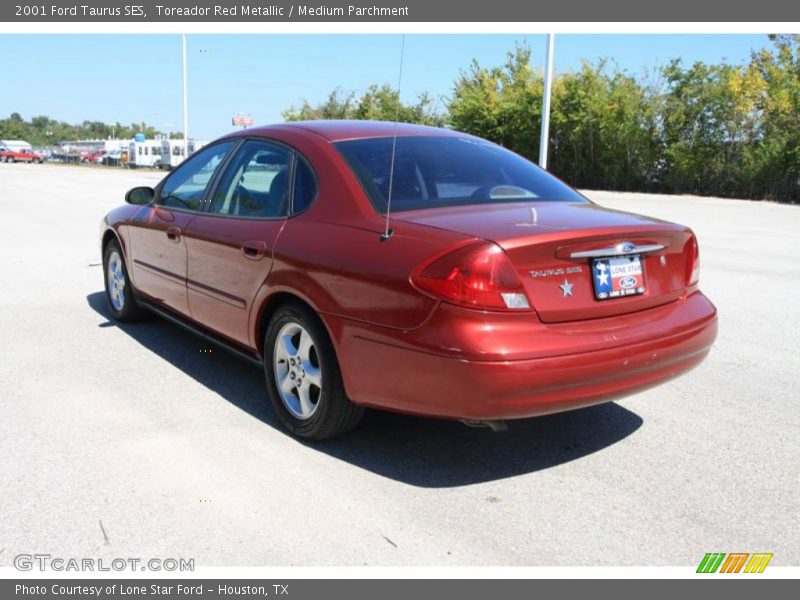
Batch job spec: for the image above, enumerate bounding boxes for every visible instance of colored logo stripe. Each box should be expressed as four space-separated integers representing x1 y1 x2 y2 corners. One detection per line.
719 553 749 573
697 553 726 573
744 553 773 573
697 552 773 573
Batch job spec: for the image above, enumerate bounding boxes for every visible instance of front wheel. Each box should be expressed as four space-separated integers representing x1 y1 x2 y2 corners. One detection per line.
264 302 364 440
103 240 146 322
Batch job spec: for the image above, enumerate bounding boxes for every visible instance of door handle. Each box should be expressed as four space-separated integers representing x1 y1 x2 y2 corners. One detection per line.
166 226 182 242
241 240 268 260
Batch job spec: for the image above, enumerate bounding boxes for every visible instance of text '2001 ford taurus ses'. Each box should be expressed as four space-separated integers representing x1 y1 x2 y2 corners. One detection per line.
100 121 718 440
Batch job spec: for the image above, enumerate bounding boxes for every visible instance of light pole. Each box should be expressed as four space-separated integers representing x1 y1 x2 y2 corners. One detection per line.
539 33 555 170
182 34 189 158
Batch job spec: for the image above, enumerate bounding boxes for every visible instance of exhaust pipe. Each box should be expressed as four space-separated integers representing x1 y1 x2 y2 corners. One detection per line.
461 419 508 433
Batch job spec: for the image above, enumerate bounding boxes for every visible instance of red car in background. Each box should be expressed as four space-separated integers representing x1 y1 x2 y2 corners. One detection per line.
81 150 107 163
1 149 43 163
100 121 717 440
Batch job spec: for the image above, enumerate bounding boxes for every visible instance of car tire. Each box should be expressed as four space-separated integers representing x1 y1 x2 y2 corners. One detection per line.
103 239 146 322
264 301 364 440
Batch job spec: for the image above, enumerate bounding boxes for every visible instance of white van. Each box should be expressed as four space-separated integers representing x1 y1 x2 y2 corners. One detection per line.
158 139 210 170
127 140 162 168
188 139 209 155
159 139 186 170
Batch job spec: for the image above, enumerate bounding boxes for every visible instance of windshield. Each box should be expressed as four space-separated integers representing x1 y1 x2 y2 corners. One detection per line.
335 135 586 212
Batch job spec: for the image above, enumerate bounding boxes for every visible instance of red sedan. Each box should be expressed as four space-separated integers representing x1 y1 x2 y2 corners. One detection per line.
100 121 717 440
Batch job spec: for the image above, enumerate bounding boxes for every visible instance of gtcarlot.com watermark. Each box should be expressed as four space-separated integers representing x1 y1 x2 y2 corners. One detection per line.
14 553 194 572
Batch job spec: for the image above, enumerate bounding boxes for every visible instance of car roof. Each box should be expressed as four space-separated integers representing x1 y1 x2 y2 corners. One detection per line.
236 120 462 143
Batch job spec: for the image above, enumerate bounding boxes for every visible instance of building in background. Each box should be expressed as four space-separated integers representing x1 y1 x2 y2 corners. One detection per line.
0 140 33 153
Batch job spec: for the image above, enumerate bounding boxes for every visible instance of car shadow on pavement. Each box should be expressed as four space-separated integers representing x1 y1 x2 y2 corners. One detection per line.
88 291 643 488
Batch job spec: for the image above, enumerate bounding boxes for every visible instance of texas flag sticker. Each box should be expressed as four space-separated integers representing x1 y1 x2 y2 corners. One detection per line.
593 255 646 300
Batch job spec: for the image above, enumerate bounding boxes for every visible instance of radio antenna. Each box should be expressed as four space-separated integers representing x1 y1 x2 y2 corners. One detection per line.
381 34 406 241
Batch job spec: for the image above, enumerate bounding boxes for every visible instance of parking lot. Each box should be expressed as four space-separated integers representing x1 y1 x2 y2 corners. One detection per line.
0 162 797 567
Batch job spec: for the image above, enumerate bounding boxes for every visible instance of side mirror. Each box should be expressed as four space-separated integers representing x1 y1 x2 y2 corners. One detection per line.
125 186 154 205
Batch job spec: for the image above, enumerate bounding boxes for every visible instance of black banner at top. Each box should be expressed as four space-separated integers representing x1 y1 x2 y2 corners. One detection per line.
2 0 800 22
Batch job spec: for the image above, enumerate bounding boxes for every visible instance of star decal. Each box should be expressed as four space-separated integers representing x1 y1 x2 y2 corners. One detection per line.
559 279 574 297
595 262 609 285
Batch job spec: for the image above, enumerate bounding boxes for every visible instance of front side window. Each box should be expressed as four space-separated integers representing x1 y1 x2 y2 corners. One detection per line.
208 140 291 218
335 136 587 213
158 141 235 211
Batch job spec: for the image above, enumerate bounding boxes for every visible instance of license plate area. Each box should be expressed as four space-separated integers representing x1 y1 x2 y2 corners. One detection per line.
592 255 646 300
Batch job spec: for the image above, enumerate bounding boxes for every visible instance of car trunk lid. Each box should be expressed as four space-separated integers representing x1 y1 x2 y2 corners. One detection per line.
397 201 694 323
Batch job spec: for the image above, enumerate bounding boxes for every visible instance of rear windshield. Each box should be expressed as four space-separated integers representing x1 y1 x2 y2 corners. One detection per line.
335 135 586 212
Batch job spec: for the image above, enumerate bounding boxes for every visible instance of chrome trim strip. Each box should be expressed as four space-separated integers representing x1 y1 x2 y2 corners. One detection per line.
570 243 666 259
187 279 247 309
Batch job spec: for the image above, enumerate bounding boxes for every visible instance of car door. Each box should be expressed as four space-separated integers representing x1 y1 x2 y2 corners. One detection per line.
184 139 293 347
127 141 236 317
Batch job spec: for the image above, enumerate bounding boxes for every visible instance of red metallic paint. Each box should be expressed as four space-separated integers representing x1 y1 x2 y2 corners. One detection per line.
126 205 196 316
324 291 717 419
184 215 285 347
102 121 718 422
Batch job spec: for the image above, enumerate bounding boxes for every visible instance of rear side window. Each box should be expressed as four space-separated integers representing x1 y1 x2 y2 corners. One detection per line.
158 141 235 211
335 136 586 213
292 158 317 213
208 140 291 218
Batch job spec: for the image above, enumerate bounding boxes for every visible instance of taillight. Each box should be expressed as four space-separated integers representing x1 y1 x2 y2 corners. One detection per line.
411 242 531 310
685 234 700 286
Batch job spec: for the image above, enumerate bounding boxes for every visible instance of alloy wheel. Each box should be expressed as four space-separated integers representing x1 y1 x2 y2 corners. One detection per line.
273 322 322 420
106 250 126 311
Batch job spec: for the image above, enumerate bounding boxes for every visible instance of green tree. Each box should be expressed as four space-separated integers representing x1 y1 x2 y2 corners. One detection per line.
282 88 359 121
354 84 444 126
746 35 800 201
0 114 175 147
283 85 443 125
449 43 543 159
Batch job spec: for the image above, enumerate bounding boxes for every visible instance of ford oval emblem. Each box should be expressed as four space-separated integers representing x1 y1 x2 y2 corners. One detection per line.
619 276 637 289
618 241 636 254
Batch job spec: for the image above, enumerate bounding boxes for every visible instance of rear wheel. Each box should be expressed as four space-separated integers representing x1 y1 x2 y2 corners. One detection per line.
264 302 364 440
103 240 146 322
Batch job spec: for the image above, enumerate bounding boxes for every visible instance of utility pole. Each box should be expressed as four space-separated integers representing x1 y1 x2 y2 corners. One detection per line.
539 33 555 170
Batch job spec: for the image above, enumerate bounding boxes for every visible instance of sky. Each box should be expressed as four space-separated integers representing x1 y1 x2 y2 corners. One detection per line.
0 34 771 141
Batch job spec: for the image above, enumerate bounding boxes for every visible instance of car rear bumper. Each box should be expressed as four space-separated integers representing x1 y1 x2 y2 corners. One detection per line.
328 291 718 420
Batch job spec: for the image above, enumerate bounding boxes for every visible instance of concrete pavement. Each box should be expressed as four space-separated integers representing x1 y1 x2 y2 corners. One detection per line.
0 163 797 567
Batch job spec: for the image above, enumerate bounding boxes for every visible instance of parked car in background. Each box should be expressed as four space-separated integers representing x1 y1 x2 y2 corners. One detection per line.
81 150 106 163
1 149 43 163
100 121 718 440
100 149 123 166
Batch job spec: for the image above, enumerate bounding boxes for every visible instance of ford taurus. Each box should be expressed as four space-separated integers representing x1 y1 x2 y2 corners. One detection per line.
100 121 718 440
